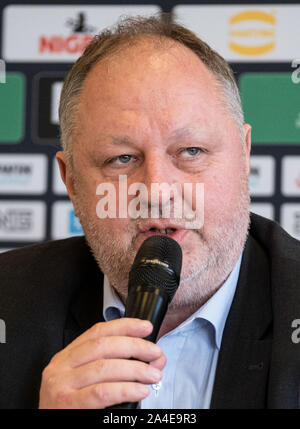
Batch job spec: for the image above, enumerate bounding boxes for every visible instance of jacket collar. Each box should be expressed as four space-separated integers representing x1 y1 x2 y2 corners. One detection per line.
64 241 104 345
210 233 272 408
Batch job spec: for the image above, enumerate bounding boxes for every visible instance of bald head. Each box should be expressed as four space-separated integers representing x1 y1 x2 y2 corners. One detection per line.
59 15 244 162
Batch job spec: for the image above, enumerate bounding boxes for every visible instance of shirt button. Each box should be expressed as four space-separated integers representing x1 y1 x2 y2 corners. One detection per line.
152 380 162 397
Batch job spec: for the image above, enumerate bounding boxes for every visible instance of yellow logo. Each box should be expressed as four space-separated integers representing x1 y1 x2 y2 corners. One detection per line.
229 10 276 56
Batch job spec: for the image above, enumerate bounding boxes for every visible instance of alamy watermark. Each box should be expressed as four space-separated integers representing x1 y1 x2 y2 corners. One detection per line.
95 175 204 229
291 59 300 84
0 319 6 343
0 59 6 84
291 319 300 344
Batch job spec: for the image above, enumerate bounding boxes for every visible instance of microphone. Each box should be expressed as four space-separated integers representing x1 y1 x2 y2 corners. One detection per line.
110 235 182 409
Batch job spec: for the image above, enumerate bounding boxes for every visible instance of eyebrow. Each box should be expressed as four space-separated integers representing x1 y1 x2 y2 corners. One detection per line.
111 136 137 146
95 135 137 147
95 126 203 148
168 126 204 142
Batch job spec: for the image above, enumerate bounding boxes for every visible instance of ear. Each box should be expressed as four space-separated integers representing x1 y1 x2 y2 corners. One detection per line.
243 123 252 175
55 151 76 203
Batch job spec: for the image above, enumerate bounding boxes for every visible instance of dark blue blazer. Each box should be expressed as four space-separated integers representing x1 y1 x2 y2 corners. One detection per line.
0 213 300 408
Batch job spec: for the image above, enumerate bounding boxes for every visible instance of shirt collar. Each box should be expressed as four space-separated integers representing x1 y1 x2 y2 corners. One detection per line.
103 276 125 321
193 253 242 349
103 252 243 349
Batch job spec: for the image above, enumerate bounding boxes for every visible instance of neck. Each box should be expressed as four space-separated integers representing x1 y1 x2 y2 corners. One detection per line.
157 304 198 340
156 275 230 340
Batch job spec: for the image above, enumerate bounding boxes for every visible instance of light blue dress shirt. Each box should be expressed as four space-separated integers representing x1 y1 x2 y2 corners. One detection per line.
102 253 243 409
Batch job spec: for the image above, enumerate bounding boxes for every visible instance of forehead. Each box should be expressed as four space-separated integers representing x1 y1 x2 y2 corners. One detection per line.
76 37 230 143
81 37 219 101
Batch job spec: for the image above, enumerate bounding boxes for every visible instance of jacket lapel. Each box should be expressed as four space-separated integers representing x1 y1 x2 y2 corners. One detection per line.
63 248 105 347
210 235 273 408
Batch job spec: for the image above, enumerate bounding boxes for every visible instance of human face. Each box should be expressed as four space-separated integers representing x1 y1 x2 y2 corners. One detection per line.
57 39 251 310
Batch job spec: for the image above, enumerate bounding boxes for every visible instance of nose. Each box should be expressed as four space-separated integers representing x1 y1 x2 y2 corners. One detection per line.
139 153 179 217
143 153 172 187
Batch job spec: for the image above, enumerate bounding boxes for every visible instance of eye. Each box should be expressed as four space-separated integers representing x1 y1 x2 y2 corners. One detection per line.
116 154 132 164
185 147 200 156
180 147 203 158
105 154 135 166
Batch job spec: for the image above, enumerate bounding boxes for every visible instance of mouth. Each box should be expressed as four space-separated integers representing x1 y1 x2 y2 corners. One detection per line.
149 227 177 234
139 223 188 244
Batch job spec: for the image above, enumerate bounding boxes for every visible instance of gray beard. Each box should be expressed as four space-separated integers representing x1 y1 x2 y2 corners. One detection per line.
73 173 250 313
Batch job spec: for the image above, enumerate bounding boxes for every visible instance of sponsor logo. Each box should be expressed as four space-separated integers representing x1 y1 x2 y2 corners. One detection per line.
0 209 32 232
0 164 31 177
0 155 47 194
51 201 83 239
229 10 276 56
51 82 63 126
291 59 300 84
39 12 94 56
250 166 260 187
3 5 160 62
69 210 83 234
296 113 300 130
0 201 46 242
281 204 300 240
174 5 300 61
291 319 300 344
0 72 25 143
281 156 300 196
240 72 300 144
294 212 300 236
249 156 275 196
32 73 65 144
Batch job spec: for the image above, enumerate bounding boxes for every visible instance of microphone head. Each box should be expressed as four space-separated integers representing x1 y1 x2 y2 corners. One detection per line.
128 235 182 303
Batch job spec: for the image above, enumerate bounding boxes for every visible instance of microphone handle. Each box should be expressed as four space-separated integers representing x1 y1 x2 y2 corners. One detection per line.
108 286 169 409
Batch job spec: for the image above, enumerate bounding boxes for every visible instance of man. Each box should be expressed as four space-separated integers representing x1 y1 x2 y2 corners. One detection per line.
0 15 300 409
